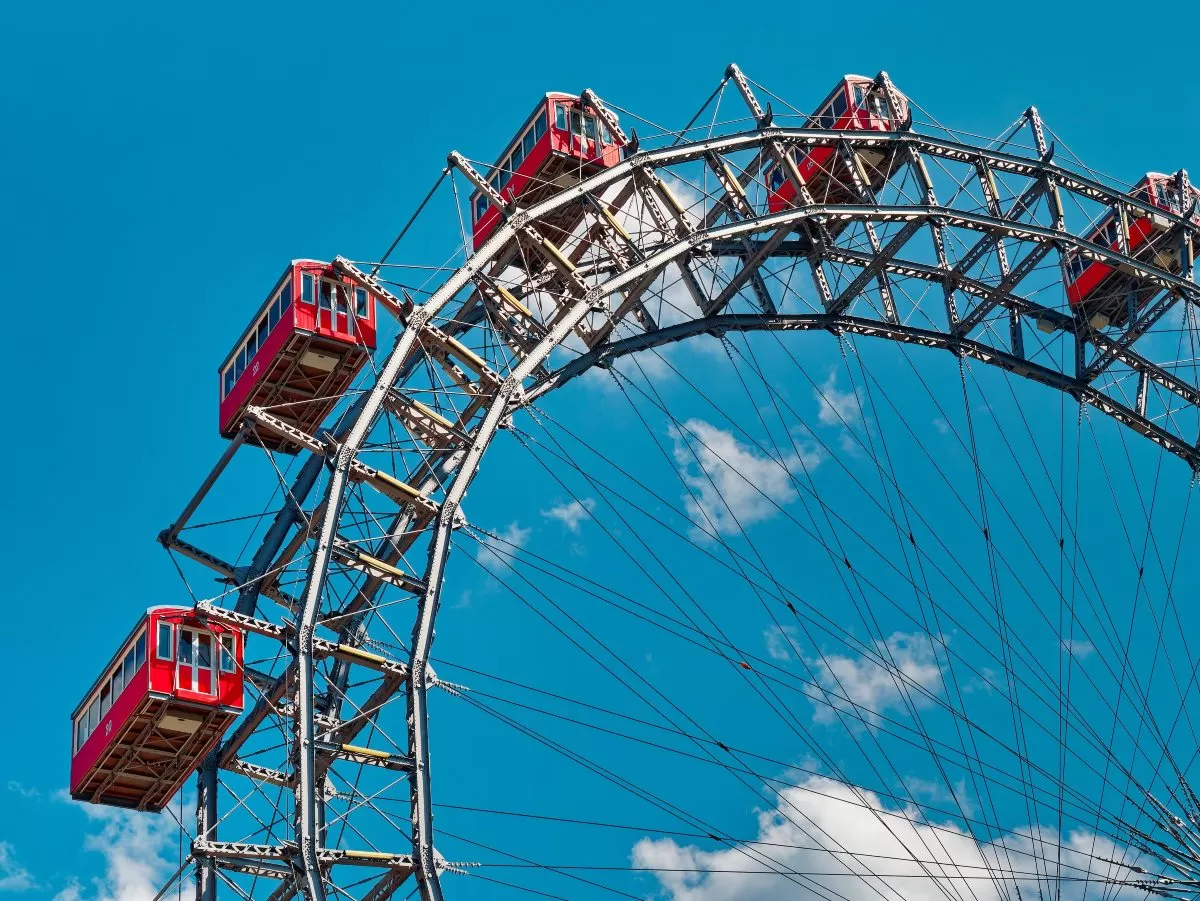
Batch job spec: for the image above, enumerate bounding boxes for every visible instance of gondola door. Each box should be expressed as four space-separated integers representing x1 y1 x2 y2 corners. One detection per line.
177 628 216 696
316 277 352 335
317 278 335 332
334 282 350 336
866 89 891 130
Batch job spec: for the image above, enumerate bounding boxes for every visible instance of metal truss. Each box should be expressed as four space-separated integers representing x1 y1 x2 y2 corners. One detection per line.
156 65 1200 900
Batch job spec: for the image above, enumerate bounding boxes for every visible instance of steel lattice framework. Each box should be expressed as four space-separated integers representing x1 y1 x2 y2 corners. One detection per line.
154 65 1200 900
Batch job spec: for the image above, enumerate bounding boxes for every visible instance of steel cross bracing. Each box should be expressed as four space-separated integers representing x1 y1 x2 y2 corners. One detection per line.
156 66 1200 900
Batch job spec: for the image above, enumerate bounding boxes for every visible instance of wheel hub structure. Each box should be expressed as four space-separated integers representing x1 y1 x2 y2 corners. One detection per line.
156 66 1200 900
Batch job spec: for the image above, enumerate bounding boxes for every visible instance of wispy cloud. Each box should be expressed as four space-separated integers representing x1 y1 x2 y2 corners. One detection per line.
541 498 596 533
1061 638 1094 659
809 631 944 727
580 344 677 393
815 370 863 428
51 881 83 901
670 419 821 539
5 781 38 800
0 842 35 891
764 625 800 662
903 775 978 819
474 522 531 573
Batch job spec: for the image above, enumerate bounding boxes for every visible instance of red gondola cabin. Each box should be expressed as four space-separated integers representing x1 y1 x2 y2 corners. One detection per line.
764 75 911 214
1063 172 1200 328
69 606 244 811
219 260 378 452
470 93 626 253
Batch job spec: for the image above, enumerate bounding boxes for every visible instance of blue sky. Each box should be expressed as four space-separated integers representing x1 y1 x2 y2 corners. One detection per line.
4 1 1200 898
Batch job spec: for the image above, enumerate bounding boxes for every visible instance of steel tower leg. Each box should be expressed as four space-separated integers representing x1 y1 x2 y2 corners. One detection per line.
292 463 349 901
195 754 218 901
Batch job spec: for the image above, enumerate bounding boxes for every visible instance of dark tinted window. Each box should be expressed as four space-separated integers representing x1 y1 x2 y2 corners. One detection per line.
198 633 211 668
355 287 368 317
157 623 173 660
179 632 193 665
135 632 146 668
830 92 847 121
221 635 237 673
535 111 547 140
301 273 314 303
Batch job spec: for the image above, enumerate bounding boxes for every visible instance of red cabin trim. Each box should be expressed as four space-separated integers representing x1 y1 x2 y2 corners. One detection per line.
217 260 379 451
469 92 626 250
764 76 910 214
1064 217 1155 305
69 606 245 811
1064 173 1200 314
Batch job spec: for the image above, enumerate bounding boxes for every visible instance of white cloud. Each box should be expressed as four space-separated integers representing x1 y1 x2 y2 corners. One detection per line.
579 344 678 394
809 632 944 726
5 781 38 799
815 370 863 428
0 842 34 891
1061 638 1094 659
838 428 863 457
56 794 185 901
52 881 83 901
633 773 1140 901
600 176 754 328
541 498 596 533
688 334 730 359
652 257 741 326
764 625 800 662
670 419 822 539
903 776 977 819
474 522 531 573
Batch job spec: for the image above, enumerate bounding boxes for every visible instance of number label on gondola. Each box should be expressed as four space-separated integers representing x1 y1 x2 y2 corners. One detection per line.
69 606 245 812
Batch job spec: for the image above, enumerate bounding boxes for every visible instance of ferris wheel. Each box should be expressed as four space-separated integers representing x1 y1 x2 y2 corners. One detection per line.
67 64 1200 901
